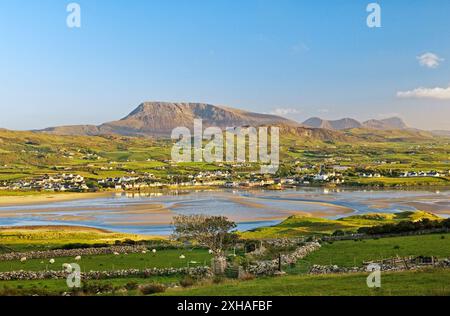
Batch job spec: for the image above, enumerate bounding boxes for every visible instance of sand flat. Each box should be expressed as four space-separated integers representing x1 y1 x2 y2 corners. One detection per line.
0 192 111 207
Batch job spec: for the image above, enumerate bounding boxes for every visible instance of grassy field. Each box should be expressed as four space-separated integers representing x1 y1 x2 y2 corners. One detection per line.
240 211 441 239
0 275 183 296
161 268 450 296
287 233 450 274
0 128 449 186
0 225 449 296
0 249 212 272
0 226 157 252
349 176 450 187
2 268 449 296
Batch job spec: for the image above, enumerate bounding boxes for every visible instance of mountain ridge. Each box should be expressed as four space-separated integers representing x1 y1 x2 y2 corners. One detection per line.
34 102 445 138
302 116 409 131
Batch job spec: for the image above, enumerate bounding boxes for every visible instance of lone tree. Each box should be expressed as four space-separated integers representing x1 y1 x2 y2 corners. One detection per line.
172 214 238 273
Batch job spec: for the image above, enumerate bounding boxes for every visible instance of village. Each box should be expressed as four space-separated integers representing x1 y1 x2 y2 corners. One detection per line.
0 164 447 192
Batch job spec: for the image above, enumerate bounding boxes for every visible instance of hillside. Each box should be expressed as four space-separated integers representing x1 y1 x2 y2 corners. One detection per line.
302 117 362 130
363 117 408 130
302 116 410 131
240 211 442 239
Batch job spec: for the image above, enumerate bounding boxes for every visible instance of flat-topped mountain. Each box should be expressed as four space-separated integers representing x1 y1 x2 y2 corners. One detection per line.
302 116 409 131
39 102 300 137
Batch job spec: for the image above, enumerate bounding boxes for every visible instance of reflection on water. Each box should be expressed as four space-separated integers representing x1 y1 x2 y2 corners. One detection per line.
0 188 448 235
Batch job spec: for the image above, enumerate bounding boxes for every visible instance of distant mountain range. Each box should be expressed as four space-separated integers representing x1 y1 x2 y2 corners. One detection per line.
302 116 408 131
35 101 446 138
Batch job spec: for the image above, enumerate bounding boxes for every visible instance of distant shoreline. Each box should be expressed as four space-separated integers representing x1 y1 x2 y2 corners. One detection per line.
0 185 449 207
0 191 111 207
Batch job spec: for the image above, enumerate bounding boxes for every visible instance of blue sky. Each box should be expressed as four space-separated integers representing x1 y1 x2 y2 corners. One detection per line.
0 0 449 130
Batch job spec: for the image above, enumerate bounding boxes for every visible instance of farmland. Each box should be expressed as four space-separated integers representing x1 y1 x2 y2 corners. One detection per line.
0 129 448 190
0 211 449 296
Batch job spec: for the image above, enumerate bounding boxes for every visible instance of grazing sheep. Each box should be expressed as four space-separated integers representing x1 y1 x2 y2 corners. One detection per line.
20 257 27 263
141 250 147 254
113 252 120 256
62 263 72 270
75 256 81 261
152 249 157 253
179 255 186 259
49 259 55 264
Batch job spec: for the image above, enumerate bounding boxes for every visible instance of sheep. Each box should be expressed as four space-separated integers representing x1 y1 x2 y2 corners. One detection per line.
49 259 55 264
75 256 82 261
20 257 27 263
62 263 72 271
179 254 186 259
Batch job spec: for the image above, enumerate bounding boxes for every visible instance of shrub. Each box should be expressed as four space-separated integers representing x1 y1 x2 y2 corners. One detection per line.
332 230 345 237
125 281 139 290
139 283 166 295
180 276 196 288
212 276 225 284
82 282 114 294
358 218 447 236
239 272 255 281
58 243 109 250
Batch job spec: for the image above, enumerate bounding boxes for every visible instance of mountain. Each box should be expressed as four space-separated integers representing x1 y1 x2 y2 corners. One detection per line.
38 102 301 137
39 125 102 136
302 116 409 131
431 130 450 137
302 117 362 130
362 117 408 130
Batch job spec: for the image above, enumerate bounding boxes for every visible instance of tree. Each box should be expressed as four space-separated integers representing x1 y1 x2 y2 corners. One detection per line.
172 215 238 258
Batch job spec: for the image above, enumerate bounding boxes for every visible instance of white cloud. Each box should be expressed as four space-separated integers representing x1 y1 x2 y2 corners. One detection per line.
269 108 302 116
417 52 444 68
397 85 450 100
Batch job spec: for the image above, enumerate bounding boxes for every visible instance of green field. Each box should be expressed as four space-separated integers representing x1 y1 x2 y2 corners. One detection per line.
0 226 157 252
161 268 450 296
0 275 183 296
0 212 449 296
240 211 441 239
1 225 450 296
349 176 450 187
0 128 449 187
288 233 450 274
0 249 212 273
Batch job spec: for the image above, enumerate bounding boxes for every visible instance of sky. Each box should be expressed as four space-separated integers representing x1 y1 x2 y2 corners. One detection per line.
0 0 449 131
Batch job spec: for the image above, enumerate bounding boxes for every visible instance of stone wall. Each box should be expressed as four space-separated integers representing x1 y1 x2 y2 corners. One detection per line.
246 242 321 276
0 245 148 261
0 266 212 281
309 258 450 275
